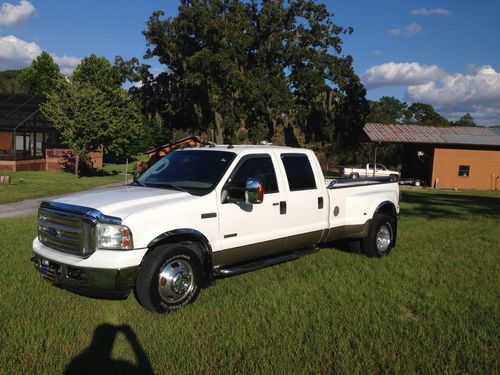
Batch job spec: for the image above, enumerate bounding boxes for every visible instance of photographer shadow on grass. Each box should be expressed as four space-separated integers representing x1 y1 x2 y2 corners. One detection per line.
65 324 153 375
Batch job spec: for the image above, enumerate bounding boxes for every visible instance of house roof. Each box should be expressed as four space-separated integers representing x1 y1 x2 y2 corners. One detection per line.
0 94 47 130
364 123 500 147
144 135 209 154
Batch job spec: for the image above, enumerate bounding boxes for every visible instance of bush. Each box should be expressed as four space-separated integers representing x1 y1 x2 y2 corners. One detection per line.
58 151 94 175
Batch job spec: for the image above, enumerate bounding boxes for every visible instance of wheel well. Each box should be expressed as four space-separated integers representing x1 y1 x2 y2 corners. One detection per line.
145 232 214 284
375 202 397 218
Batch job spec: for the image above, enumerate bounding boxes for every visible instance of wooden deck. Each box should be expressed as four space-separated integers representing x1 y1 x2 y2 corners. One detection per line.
0 148 103 172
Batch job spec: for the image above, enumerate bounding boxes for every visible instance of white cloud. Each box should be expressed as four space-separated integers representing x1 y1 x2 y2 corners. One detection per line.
0 34 80 74
363 62 446 89
411 8 451 16
405 23 421 36
388 28 401 36
372 49 382 56
407 65 500 108
365 61 500 125
52 55 81 75
405 65 500 125
0 34 41 69
389 23 421 37
0 0 35 27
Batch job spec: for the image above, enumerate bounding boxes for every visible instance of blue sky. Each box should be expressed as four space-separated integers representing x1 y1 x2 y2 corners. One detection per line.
1 0 499 124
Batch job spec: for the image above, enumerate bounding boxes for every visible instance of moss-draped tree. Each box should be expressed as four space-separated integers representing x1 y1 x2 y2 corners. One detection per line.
122 0 367 147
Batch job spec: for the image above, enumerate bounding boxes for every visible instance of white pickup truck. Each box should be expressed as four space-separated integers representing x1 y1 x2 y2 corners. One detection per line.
32 146 399 313
340 163 400 181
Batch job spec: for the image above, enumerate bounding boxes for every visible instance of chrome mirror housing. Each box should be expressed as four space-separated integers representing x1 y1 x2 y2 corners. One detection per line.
245 178 264 204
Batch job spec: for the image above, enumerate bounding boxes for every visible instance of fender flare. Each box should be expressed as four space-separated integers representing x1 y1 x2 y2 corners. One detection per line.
147 228 214 281
374 200 397 218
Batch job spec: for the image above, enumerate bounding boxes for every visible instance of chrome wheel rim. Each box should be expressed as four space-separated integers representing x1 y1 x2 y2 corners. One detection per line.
376 224 392 252
158 259 194 304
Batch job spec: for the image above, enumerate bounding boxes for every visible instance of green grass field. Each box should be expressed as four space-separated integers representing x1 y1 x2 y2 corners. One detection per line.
0 190 498 373
101 154 148 175
0 171 124 204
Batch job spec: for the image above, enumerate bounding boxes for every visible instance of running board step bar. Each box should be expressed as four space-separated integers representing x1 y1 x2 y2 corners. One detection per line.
214 245 320 277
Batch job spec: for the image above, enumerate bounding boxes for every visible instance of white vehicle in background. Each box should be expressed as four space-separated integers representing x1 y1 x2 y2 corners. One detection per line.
32 146 400 313
340 163 400 181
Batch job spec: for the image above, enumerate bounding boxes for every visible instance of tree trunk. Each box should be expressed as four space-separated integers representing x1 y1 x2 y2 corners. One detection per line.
75 153 80 178
214 111 224 144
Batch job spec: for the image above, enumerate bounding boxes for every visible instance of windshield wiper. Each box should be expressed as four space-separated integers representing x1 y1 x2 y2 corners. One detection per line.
148 183 188 193
131 180 146 187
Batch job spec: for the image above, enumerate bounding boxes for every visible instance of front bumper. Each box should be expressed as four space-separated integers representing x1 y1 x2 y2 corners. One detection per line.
31 248 139 298
31 253 138 299
32 237 147 298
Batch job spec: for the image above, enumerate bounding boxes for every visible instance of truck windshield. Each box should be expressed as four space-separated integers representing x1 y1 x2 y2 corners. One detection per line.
136 150 236 195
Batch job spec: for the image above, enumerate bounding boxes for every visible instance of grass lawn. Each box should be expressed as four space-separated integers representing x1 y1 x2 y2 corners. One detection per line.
0 189 498 373
0 171 124 204
101 154 148 175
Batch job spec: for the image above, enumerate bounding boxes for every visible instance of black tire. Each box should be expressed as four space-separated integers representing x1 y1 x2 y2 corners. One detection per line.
389 174 398 182
350 173 359 179
361 214 396 257
135 243 203 313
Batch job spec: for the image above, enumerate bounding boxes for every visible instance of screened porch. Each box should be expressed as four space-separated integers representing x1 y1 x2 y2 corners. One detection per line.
0 94 59 171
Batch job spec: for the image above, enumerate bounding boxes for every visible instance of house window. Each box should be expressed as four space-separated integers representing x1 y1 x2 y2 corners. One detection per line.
458 165 470 177
15 135 24 151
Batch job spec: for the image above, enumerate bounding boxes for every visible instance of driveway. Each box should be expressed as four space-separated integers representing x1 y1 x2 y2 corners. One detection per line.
0 183 122 219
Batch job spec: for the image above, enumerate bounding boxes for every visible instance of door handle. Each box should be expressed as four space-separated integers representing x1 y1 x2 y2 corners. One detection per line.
272 202 279 206
318 197 324 209
280 201 287 215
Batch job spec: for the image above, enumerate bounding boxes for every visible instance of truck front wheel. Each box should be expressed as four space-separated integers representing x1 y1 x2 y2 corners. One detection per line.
135 243 202 313
362 214 396 257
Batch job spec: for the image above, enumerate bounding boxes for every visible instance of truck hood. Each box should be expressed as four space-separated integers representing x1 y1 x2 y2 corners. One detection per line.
51 185 192 220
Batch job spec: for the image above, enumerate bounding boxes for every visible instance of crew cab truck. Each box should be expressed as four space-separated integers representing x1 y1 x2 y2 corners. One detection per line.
32 146 400 313
340 163 400 181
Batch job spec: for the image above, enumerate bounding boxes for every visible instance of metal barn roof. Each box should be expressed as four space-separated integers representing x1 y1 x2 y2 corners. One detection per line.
364 123 500 146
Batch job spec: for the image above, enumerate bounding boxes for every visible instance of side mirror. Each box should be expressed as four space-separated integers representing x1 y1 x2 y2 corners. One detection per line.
245 178 264 204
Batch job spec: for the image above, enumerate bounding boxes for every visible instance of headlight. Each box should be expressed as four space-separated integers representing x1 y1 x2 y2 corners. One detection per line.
96 223 133 250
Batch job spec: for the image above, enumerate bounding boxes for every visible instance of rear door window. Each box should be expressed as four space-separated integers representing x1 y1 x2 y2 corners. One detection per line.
281 154 317 191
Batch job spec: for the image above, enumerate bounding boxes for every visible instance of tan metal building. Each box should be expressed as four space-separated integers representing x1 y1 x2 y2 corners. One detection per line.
363 123 500 190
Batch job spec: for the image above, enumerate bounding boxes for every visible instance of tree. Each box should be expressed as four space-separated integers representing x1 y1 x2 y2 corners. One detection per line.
17 51 63 95
366 96 408 124
73 54 122 90
406 103 449 125
42 56 143 176
0 70 25 93
135 0 367 146
453 112 476 127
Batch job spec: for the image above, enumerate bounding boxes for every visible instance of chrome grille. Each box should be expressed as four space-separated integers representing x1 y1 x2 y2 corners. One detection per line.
38 208 95 257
